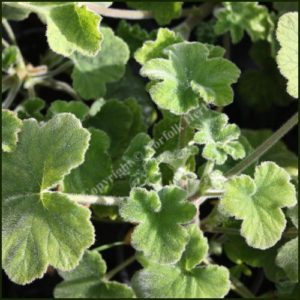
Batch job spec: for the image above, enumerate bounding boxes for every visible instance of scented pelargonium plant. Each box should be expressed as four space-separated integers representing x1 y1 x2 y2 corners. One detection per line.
1 1 299 298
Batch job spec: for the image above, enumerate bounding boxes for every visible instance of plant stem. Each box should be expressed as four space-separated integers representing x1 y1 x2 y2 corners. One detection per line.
2 37 9 48
66 194 124 206
2 81 22 108
105 255 136 280
2 19 17 44
230 275 256 298
225 112 298 177
92 241 125 252
36 60 73 79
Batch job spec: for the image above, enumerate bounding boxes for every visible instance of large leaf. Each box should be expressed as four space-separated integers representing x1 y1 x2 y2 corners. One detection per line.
132 224 231 298
276 12 298 98
141 42 240 114
2 109 22 152
220 162 297 249
120 186 196 264
72 27 129 100
54 250 135 298
2 114 94 284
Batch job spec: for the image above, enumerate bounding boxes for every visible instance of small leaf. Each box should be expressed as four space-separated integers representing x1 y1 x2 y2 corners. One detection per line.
214 2 274 44
72 27 129 99
2 46 18 71
191 105 245 165
2 109 22 152
54 250 135 298
276 238 298 282
276 12 298 98
141 42 240 114
135 28 183 65
220 162 297 249
132 224 230 298
120 186 196 264
2 114 94 284
17 98 46 121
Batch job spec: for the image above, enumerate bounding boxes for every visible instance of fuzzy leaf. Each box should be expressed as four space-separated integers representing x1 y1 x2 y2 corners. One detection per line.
2 114 94 284
132 224 230 298
214 2 274 43
2 109 23 152
191 105 245 165
54 250 135 298
276 12 298 98
128 2 183 25
135 28 183 65
17 98 46 121
276 238 298 282
141 42 240 114
2 2 31 20
220 162 297 249
72 27 129 100
120 186 196 264
2 46 18 71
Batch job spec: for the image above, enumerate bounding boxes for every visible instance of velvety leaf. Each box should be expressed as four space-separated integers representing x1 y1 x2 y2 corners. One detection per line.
17 98 45 121
276 12 298 98
2 109 22 152
2 114 94 284
214 2 274 43
220 162 297 249
141 42 240 114
195 20 218 44
132 224 230 298
191 105 245 165
72 27 129 100
120 186 196 264
54 250 135 298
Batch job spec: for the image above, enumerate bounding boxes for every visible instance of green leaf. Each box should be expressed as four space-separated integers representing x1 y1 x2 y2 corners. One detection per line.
135 28 183 65
214 2 274 44
63 128 112 195
2 114 94 284
2 109 22 152
2 3 31 21
17 98 46 121
48 100 89 121
120 186 196 264
132 224 231 298
274 2 299 16
220 162 297 249
276 12 298 98
287 204 298 229
276 238 298 282
72 27 129 100
54 250 135 298
238 41 293 111
191 105 245 165
195 20 218 44
2 46 18 71
141 42 240 114
127 2 183 25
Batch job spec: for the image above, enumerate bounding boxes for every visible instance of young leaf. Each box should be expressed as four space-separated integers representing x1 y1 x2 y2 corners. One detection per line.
2 46 18 71
54 250 135 298
276 238 298 282
191 105 245 165
17 98 46 121
132 224 231 298
140 42 240 114
276 12 298 98
71 27 129 100
2 109 22 152
2 114 94 284
120 186 196 264
127 2 183 25
135 28 183 65
220 162 297 249
214 2 274 43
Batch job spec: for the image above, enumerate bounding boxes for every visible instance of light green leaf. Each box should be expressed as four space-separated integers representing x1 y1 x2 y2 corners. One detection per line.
72 27 129 100
276 238 298 282
2 46 18 71
214 2 274 43
63 128 112 195
2 109 22 152
127 2 183 25
132 224 230 298
120 186 196 264
276 12 298 98
141 42 240 114
2 114 94 284
191 105 245 165
48 100 89 121
220 162 297 249
54 250 135 298
135 28 183 65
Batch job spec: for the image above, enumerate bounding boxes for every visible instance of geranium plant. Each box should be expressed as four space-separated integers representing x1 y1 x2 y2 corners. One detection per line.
2 1 298 298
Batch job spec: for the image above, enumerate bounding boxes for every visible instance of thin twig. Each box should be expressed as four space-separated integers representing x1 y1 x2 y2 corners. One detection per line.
2 19 17 44
36 60 73 79
2 80 22 108
2 37 9 48
92 241 125 252
230 275 256 298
